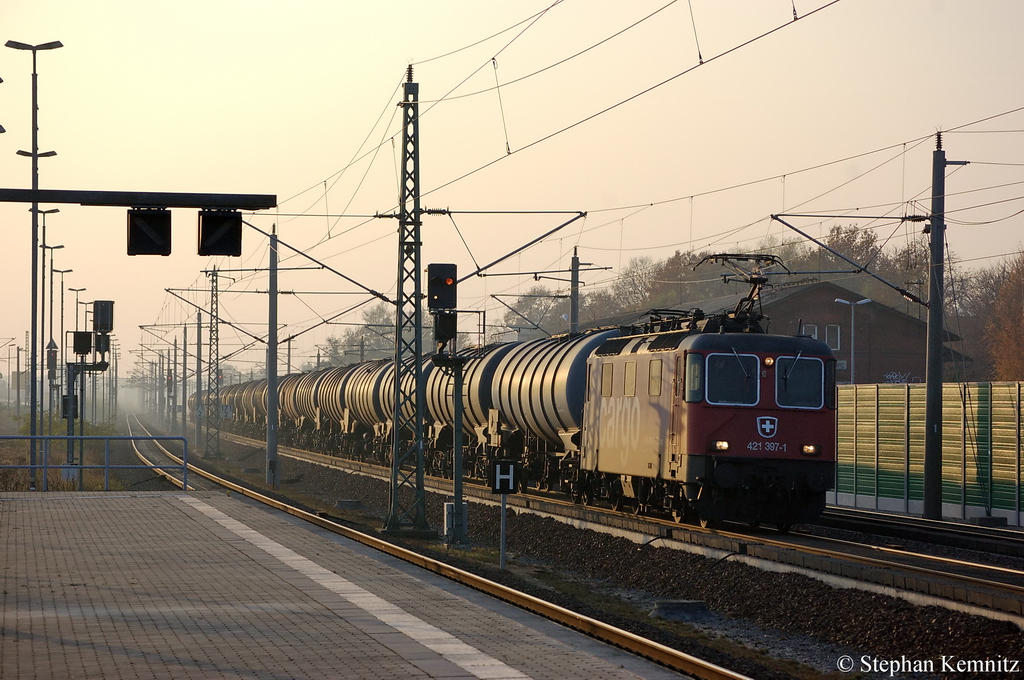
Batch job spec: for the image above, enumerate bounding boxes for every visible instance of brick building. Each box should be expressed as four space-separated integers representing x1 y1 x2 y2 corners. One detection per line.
757 281 964 384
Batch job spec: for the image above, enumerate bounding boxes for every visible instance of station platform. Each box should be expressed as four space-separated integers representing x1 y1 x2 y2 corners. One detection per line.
0 491 684 679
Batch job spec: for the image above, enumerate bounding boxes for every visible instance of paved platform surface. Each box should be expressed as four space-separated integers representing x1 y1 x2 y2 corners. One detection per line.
0 491 685 679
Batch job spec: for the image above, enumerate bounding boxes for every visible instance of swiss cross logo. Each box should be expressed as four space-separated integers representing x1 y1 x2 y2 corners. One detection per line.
757 416 778 438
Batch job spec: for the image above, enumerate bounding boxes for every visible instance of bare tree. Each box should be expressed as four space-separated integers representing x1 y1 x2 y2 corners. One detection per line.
612 256 656 310
985 252 1024 380
324 302 395 365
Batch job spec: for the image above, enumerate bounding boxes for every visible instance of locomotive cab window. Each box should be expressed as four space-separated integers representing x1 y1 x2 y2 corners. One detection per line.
684 353 703 403
825 359 837 409
706 352 759 405
775 355 825 408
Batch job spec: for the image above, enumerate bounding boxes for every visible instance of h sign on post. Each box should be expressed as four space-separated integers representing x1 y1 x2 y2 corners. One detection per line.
491 459 518 495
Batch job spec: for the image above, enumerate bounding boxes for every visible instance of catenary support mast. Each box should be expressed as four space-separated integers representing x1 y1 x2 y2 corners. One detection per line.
923 133 967 520
385 66 429 532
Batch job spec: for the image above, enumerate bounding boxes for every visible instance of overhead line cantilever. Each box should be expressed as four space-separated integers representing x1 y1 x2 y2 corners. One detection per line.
771 213 928 307
460 212 587 283
242 220 393 305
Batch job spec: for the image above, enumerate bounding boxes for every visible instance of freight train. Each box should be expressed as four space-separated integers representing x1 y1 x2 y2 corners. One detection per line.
197 259 837 530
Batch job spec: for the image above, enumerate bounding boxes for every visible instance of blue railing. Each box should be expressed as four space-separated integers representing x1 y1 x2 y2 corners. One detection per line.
0 435 188 491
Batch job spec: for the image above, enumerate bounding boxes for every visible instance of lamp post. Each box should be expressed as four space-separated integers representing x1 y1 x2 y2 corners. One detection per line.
41 241 63 435
69 288 86 331
53 267 72 424
1 339 15 406
40 208 61 351
834 298 871 384
7 39 63 490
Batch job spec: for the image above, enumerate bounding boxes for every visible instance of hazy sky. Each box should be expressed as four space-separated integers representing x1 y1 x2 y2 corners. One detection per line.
2 0 1023 384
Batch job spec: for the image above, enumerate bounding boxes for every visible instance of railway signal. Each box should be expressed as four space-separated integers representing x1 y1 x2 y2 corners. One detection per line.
428 263 458 348
93 300 114 333
427 263 457 310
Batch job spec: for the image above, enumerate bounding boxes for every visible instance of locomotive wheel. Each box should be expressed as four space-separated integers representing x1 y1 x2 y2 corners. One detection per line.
698 516 718 530
777 524 792 534
671 508 687 524
611 495 624 512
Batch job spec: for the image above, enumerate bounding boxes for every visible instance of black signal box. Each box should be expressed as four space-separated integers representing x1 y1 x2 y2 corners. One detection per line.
62 394 79 420
95 333 110 355
127 209 172 256
93 300 114 333
73 331 92 356
198 210 243 257
434 312 457 343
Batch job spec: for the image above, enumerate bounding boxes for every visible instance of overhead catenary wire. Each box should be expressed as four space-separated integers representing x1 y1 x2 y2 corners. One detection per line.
276 0 843 257
149 10 1024 378
247 0 855 312
420 1 845 204
414 0 682 104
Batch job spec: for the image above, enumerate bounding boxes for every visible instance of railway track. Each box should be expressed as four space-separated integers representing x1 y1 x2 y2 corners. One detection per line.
191 426 1024 625
818 506 1024 558
125 414 755 680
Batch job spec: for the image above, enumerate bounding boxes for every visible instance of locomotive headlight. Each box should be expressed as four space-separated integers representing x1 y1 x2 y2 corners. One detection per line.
763 356 775 367
713 440 730 451
802 444 819 456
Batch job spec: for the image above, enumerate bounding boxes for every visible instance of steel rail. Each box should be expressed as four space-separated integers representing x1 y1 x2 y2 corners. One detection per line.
795 532 1024 578
822 507 1024 551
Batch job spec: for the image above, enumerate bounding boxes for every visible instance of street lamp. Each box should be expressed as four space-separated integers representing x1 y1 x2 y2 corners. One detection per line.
69 288 86 331
39 207 60 359
834 298 871 384
42 241 63 433
53 267 72 425
42 243 64 341
0 338 15 406
7 39 63 489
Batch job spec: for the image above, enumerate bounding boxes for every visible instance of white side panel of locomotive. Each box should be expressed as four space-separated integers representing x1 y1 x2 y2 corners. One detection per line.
581 337 680 477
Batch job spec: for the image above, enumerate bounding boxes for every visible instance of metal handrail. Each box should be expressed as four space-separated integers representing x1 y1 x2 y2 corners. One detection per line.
0 435 188 491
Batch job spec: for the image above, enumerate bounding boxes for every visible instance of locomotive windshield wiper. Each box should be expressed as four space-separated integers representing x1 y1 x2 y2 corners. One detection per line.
731 348 751 383
782 351 803 387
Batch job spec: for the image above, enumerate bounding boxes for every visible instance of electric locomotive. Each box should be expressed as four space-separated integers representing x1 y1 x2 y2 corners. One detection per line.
576 313 835 529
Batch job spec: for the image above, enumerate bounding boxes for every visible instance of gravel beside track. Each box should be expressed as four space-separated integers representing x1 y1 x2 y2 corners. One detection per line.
198 448 1019 680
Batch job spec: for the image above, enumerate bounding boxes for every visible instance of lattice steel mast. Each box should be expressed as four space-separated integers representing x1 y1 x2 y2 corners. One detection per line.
205 267 222 459
385 66 429 531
